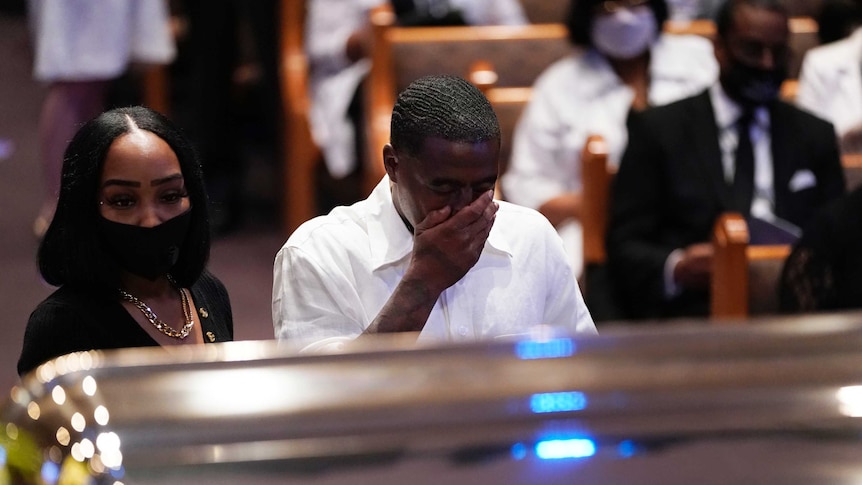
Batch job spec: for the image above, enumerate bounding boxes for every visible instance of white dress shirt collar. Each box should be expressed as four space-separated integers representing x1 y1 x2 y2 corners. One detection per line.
708 82 769 131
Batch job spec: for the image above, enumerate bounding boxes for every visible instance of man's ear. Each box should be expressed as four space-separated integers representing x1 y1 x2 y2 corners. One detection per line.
383 144 399 183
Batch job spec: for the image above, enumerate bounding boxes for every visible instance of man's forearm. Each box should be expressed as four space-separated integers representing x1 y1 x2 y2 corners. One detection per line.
364 274 442 335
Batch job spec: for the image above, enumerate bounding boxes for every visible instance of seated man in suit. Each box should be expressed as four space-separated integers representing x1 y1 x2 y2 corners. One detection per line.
607 0 846 320
273 75 596 351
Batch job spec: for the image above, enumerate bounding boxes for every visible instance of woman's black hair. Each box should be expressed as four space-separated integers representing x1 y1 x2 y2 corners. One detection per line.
38 106 211 293
565 0 669 48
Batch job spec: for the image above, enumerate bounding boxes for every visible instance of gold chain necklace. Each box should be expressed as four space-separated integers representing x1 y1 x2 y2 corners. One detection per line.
118 276 194 339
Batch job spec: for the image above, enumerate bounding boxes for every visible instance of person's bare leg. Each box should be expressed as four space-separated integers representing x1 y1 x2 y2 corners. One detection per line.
35 80 110 237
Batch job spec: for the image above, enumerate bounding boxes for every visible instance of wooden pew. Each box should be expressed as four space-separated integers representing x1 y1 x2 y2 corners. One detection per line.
365 5 570 194
711 155 862 319
468 61 532 198
519 0 569 24
279 0 321 235
581 135 616 267
711 213 792 320
364 11 818 198
468 64 615 269
842 153 862 191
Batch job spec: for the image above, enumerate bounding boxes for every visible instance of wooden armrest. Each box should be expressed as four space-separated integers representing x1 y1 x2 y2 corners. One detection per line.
711 212 751 320
711 213 792 320
279 0 321 234
581 135 614 265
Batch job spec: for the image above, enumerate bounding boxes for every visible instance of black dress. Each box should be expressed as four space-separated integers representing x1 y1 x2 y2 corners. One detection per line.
780 186 862 312
18 271 233 376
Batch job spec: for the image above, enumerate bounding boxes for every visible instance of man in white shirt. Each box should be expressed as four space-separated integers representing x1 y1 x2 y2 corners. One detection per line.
796 26 862 153
273 75 596 351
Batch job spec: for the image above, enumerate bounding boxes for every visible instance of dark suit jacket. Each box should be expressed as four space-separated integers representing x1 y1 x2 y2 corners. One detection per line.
607 90 846 319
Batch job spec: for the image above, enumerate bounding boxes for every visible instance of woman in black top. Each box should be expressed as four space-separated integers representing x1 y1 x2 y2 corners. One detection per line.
779 185 862 313
18 106 233 376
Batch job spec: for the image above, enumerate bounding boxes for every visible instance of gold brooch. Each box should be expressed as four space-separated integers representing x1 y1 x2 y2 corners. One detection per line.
199 307 209 319
206 332 216 343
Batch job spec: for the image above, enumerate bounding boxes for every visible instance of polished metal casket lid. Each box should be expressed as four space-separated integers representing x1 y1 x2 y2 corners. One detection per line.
4 312 862 484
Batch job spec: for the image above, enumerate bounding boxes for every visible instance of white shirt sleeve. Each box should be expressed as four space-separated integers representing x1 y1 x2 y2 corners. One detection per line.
272 244 367 348
540 222 597 335
796 50 832 124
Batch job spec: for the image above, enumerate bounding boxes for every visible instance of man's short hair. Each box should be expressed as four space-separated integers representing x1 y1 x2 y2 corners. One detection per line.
390 74 501 157
715 0 787 38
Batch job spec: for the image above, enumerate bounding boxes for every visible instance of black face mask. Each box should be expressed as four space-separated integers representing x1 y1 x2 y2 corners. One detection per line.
722 58 787 107
98 209 192 281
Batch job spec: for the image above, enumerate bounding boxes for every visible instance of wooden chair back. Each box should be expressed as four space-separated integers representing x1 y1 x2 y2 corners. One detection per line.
581 135 616 266
787 17 820 79
519 0 569 24
843 153 862 191
711 154 862 318
710 213 792 320
468 60 533 197
365 5 570 193
279 0 321 234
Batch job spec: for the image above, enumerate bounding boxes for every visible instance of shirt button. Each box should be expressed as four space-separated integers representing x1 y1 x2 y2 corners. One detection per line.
458 326 468 336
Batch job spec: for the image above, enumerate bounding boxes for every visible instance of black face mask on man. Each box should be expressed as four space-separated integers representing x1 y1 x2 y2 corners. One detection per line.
722 58 787 107
98 209 192 281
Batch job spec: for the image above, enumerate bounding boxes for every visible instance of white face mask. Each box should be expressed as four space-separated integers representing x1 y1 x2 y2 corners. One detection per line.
590 6 658 60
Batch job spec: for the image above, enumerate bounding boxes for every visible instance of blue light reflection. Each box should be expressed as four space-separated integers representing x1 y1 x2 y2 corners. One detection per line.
515 339 575 360
41 461 60 483
530 391 587 414
535 438 596 460
510 442 527 460
617 440 638 458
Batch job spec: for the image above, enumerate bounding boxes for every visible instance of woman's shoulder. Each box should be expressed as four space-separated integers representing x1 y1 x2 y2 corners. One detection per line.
191 270 229 297
30 286 99 317
189 270 234 340
21 286 109 377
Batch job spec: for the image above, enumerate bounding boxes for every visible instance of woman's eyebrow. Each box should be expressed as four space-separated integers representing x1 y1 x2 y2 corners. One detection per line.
101 179 140 188
151 173 183 187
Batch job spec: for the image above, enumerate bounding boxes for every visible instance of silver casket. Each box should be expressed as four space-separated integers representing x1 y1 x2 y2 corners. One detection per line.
4 313 862 484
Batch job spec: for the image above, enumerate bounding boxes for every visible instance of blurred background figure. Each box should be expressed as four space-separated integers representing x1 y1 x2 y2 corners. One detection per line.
815 0 862 44
177 0 282 234
19 106 233 377
796 0 862 153
780 185 862 313
607 0 845 320
27 0 175 238
305 0 527 212
666 0 724 21
501 0 717 295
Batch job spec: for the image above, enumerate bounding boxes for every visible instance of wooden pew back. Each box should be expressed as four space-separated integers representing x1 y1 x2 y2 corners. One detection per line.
365 6 570 193
519 0 569 24
468 61 532 195
581 135 615 266
843 153 862 191
711 213 791 320
279 0 321 234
